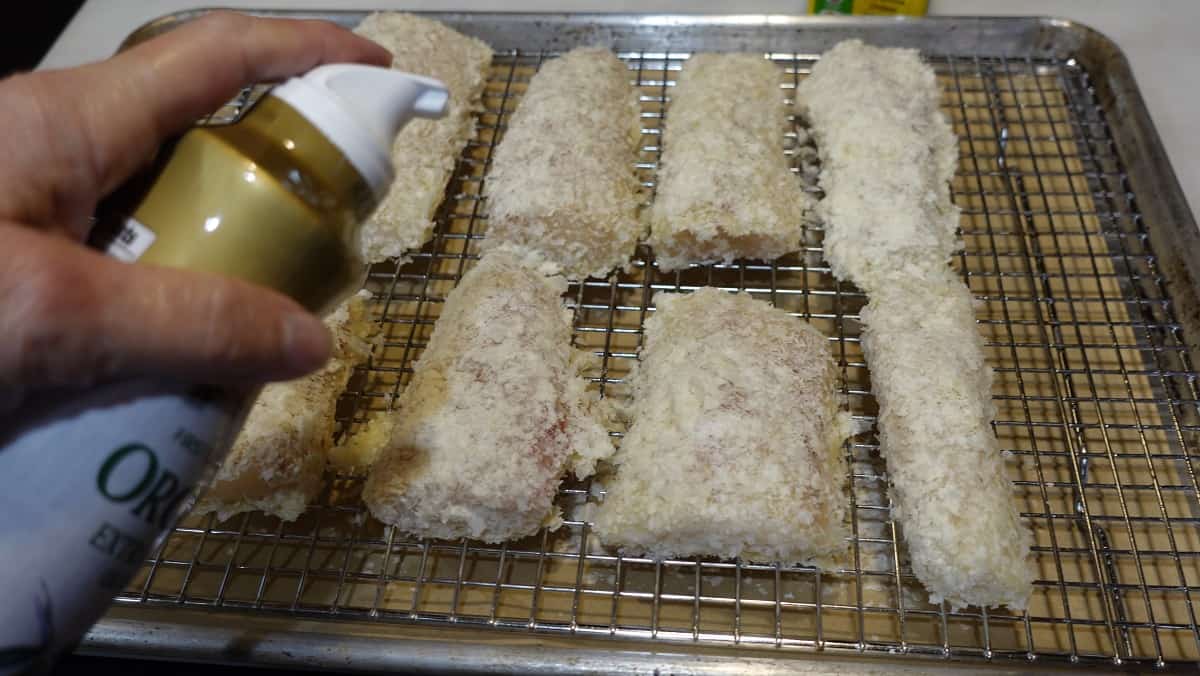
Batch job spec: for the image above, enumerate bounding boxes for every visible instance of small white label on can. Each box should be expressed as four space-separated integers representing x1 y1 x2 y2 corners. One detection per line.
105 217 156 262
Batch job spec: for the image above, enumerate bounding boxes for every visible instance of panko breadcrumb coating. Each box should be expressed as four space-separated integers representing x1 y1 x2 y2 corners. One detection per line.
797 39 960 290
648 53 810 272
860 271 1034 610
482 47 642 279
196 291 374 521
363 247 614 542
593 288 849 565
353 13 493 263
799 40 1033 610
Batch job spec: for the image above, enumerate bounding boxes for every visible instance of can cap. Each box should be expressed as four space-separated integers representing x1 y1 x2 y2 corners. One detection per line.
270 64 448 199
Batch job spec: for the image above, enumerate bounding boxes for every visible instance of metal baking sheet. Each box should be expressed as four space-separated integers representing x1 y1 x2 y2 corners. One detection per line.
80 10 1200 672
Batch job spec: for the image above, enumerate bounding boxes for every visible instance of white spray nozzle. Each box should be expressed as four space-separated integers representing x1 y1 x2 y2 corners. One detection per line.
271 64 449 199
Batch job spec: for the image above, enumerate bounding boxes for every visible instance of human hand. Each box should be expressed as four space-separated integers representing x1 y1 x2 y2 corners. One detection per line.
0 12 390 412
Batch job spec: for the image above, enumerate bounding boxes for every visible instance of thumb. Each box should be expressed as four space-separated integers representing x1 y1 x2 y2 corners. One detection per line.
0 224 331 396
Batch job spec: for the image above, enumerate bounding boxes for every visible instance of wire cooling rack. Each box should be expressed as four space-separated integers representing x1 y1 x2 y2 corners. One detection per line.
114 35 1200 669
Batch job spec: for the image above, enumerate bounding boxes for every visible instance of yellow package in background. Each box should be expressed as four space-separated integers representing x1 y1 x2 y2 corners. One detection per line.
809 0 928 15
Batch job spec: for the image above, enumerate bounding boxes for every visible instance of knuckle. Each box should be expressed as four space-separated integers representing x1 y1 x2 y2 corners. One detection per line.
192 284 242 363
22 262 90 318
194 10 248 35
192 281 282 371
8 263 104 388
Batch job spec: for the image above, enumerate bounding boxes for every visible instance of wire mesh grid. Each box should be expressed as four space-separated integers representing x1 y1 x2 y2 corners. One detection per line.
116 48 1200 668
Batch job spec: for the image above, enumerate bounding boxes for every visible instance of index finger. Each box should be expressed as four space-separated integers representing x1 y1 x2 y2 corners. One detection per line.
58 11 391 196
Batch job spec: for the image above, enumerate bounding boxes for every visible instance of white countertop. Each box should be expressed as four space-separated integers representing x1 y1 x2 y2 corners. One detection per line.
41 0 1199 220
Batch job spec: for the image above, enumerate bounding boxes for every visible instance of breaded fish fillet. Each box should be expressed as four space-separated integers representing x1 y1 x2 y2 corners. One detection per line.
481 47 642 279
354 13 493 263
593 288 849 564
860 270 1034 610
363 247 614 542
799 40 1034 609
647 53 810 272
196 291 374 521
796 39 960 289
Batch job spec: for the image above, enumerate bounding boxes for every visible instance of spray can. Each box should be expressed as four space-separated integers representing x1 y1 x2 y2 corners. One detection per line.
0 64 447 672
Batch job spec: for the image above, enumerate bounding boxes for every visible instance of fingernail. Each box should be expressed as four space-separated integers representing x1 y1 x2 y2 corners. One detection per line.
282 312 331 374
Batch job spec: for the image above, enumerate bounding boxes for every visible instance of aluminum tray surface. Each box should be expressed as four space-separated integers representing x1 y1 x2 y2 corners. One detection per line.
82 11 1200 672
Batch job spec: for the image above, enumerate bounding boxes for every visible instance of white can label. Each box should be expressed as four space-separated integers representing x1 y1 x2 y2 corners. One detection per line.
0 381 240 671
104 217 156 262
